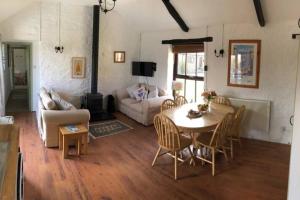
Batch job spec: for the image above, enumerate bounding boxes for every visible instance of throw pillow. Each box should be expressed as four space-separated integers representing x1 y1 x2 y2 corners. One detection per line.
126 84 139 99
147 86 158 99
40 88 57 110
133 87 146 101
50 90 75 110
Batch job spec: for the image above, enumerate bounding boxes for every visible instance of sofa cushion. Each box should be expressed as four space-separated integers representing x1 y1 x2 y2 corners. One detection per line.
40 88 57 110
147 86 158 99
133 87 147 101
121 98 139 105
126 84 139 98
50 90 76 110
121 98 142 113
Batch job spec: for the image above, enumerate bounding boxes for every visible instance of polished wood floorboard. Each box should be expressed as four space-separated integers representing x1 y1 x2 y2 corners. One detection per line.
13 112 290 200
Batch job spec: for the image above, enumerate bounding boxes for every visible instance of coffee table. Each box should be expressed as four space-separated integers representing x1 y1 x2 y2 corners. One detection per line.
59 124 88 159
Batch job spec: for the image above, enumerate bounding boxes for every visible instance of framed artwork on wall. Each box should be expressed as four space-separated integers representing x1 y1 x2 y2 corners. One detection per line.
227 40 261 88
72 57 86 79
114 51 125 63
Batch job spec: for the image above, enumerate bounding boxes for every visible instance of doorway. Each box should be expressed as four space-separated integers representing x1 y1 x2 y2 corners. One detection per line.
4 43 31 113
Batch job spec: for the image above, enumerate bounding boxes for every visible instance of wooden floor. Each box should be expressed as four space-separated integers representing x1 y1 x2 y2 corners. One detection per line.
14 112 290 200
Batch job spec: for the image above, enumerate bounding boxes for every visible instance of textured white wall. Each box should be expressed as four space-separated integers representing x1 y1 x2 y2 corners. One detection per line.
141 22 299 144
0 2 141 109
99 12 140 98
39 3 92 107
0 2 93 108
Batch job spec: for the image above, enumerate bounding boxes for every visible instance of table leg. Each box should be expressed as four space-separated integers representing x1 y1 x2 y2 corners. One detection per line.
77 136 81 156
63 136 69 159
59 130 62 150
82 133 88 154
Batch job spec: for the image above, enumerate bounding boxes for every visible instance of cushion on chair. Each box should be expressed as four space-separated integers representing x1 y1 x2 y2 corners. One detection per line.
40 88 57 110
50 90 76 110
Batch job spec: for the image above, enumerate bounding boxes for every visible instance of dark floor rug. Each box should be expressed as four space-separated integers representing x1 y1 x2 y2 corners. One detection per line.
89 120 133 139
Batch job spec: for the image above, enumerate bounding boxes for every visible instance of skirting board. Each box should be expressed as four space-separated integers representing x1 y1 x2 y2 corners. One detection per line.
229 97 271 135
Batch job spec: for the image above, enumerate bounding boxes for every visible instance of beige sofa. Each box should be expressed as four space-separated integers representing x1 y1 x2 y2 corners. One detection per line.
116 85 172 126
38 88 90 147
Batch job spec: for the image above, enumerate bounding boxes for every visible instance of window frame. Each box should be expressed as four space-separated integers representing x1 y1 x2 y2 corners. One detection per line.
173 50 205 102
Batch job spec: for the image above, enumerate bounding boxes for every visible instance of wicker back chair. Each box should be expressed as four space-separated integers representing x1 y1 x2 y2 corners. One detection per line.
227 105 246 158
212 96 231 106
195 113 233 176
161 99 177 112
174 96 188 106
152 114 194 180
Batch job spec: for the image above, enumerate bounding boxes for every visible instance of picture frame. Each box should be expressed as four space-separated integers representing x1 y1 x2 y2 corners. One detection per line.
227 40 261 88
114 51 125 63
72 57 86 79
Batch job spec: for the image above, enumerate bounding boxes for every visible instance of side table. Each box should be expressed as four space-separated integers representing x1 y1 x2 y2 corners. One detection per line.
58 124 88 159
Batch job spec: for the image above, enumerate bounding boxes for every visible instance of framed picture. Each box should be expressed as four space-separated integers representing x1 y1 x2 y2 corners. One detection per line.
72 57 86 79
227 40 261 88
114 51 125 63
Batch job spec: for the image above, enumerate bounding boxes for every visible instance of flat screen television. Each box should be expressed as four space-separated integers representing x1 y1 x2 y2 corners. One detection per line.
132 62 156 77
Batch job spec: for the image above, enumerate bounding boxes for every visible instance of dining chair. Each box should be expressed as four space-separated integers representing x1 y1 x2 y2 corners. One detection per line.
212 96 231 106
194 113 233 176
152 114 194 180
161 99 177 112
174 96 188 106
227 105 246 158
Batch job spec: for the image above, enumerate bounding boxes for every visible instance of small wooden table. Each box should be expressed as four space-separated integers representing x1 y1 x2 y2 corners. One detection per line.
59 124 88 159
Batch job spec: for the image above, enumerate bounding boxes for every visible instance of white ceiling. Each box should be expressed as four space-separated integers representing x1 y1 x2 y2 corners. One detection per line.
0 0 299 31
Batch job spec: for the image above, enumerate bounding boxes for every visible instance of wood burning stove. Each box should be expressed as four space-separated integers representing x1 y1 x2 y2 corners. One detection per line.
81 5 115 122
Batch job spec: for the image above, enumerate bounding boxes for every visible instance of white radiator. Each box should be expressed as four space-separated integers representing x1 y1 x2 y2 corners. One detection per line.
228 97 271 135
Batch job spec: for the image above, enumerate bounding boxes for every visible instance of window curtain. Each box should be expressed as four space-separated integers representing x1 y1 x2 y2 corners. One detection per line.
0 40 5 116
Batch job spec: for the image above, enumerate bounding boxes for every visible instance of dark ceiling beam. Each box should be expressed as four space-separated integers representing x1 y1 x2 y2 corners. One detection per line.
162 0 189 32
253 0 265 27
162 37 213 45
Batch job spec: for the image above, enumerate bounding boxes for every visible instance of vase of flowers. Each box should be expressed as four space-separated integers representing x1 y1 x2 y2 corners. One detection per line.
201 90 217 104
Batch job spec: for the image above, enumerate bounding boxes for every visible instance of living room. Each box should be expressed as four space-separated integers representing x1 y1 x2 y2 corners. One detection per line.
0 0 300 199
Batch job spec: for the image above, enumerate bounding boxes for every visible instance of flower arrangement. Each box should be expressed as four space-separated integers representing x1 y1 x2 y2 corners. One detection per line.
201 90 217 102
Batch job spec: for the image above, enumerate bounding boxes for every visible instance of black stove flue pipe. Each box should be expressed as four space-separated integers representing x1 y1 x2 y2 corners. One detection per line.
91 5 100 94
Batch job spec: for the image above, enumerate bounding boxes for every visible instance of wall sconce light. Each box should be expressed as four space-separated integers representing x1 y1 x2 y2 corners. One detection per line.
214 49 224 57
55 46 64 53
114 51 125 63
214 24 225 58
55 2 64 54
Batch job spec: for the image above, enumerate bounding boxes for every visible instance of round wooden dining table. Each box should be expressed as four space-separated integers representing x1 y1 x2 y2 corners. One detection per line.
162 102 235 133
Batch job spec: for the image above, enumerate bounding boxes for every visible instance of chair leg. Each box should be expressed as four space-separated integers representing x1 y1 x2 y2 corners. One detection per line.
212 149 215 176
239 138 242 147
222 146 228 161
152 146 162 166
199 146 205 166
174 151 178 180
230 139 234 159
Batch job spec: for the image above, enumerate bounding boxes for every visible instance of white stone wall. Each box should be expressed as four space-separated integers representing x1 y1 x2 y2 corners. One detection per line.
0 2 93 108
140 22 299 144
0 2 141 109
99 12 140 97
39 3 93 107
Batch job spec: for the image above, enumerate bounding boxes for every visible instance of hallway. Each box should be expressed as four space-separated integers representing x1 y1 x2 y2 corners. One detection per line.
6 89 29 113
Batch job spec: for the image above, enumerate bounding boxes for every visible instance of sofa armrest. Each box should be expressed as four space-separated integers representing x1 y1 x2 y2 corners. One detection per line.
116 88 129 101
42 109 90 125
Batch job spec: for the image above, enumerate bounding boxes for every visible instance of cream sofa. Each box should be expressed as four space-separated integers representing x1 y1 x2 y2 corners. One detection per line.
38 88 90 147
116 85 172 126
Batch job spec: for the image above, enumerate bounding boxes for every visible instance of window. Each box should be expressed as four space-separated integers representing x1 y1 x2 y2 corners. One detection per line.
173 44 205 102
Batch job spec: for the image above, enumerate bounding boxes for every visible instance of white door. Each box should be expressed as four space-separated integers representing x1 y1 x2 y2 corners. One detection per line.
0 40 5 116
288 40 300 200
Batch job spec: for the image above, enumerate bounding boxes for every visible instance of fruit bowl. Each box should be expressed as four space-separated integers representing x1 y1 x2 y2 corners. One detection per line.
198 104 209 112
